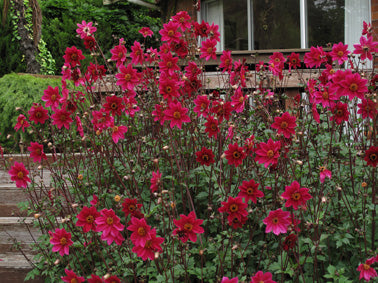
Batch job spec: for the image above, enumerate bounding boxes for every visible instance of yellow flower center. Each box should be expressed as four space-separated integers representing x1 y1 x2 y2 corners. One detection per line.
17 171 24 178
207 47 213 54
337 51 344 57
233 151 241 159
86 215 94 224
266 150 274 158
184 223 193 231
246 187 254 195
106 217 114 225
124 74 131 81
168 30 174 37
137 227 146 236
280 121 288 129
229 204 238 212
173 111 181 119
349 83 358 92
363 264 371 270
60 237 67 245
291 192 301 201
272 217 279 224
202 154 209 161
322 91 329 99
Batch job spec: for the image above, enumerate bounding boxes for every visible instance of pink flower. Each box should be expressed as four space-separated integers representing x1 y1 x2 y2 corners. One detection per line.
362 21 373 37
281 181 312 210
255 139 281 168
150 170 162 193
159 72 181 101
339 72 368 100
231 87 247 113
330 102 349 125
76 20 96 39
238 179 264 203
14 114 30 132
139 27 153 37
122 198 142 217
319 166 332 183
250 271 277 283
330 42 350 65
104 275 121 283
51 108 73 130
127 217 152 247
27 142 47 163
263 208 291 235
132 228 164 261
193 95 210 117
63 46 85 67
304 46 327 68
224 143 247 167
88 274 104 283
76 206 100 233
357 256 378 282
110 40 127 68
61 269 85 283
287 52 301 70
28 103 49 124
111 124 128 143
196 147 215 166
173 211 204 243
130 41 144 65
218 196 248 229
220 50 233 73
354 36 378 61
204 116 219 139
103 96 124 116
75 115 84 137
159 52 180 76
95 209 125 245
313 87 337 108
159 21 181 43
90 194 99 206
358 99 377 120
8 162 31 188
200 39 217 61
172 11 191 31
164 101 191 129
41 86 61 111
115 64 141 91
221 277 239 283
50 228 73 256
271 112 297 138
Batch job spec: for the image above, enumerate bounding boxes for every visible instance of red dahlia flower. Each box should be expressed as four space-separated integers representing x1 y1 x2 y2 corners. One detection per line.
281 181 312 210
28 103 49 124
196 147 215 166
357 256 378 282
250 271 277 283
76 206 100 233
8 161 31 188
358 99 377 120
122 198 142 217
132 228 164 261
263 208 290 235
224 143 247 167
14 114 30 132
255 139 281 168
50 228 73 256
330 102 349 125
173 211 204 243
27 142 47 163
42 85 61 111
353 35 378 61
364 146 378 167
164 101 191 129
139 27 153 38
271 112 297 138
63 46 85 67
95 208 125 245
200 38 217 61
238 179 264 203
150 170 162 193
61 269 85 283
76 20 96 39
51 108 73 130
127 217 152 247
116 64 141 91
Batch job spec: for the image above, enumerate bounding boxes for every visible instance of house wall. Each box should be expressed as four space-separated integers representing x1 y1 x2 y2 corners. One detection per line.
372 0 378 67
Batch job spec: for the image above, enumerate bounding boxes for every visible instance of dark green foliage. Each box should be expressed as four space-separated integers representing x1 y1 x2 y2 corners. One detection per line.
0 73 61 151
40 0 161 72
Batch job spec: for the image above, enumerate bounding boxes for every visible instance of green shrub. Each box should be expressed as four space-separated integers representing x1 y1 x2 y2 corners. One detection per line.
0 73 62 151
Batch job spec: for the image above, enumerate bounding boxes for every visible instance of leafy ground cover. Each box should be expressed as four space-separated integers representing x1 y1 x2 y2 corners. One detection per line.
1 13 377 283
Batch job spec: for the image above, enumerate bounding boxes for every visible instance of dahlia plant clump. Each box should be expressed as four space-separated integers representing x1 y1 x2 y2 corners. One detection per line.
2 13 377 282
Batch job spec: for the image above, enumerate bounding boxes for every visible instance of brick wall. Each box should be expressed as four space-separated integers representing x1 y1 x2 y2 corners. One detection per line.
372 0 378 67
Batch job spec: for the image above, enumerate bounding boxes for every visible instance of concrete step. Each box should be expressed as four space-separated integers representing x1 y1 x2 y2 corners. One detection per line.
0 218 41 254
0 252 44 283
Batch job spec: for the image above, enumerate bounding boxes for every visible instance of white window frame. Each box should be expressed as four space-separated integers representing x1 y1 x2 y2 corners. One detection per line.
198 0 371 52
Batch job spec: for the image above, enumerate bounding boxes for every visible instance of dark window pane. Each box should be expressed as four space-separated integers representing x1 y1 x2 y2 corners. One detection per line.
253 0 300 50
308 0 345 47
224 0 249 50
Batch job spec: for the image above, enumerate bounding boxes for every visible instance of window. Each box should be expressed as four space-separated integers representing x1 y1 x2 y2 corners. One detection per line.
200 0 371 51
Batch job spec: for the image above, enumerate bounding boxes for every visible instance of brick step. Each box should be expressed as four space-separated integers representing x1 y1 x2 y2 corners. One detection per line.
0 252 44 283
